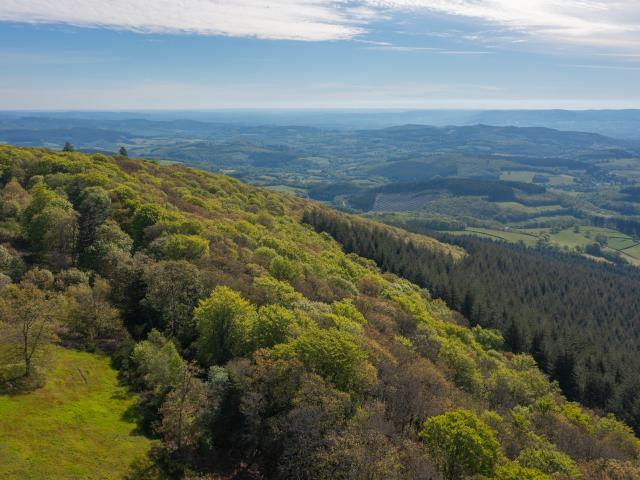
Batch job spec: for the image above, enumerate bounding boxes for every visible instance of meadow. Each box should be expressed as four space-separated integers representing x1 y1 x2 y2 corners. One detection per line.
445 225 640 265
0 347 153 480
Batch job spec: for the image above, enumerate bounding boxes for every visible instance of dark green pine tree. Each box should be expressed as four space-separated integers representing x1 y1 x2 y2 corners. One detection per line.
504 320 524 353
461 291 474 323
63 141 75 152
119 146 129 157
529 331 549 373
553 350 580 401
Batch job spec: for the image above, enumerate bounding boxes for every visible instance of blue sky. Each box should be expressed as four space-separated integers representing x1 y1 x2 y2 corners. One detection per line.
1 1 640 109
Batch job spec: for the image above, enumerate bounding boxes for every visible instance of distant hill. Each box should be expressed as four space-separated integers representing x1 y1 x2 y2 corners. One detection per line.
4 109 640 138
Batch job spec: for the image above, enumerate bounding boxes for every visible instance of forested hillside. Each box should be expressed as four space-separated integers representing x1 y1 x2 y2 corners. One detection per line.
1 145 639 479
304 208 640 434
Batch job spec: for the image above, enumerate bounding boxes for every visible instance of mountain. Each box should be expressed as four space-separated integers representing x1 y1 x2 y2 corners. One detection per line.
0 145 639 479
4 109 640 139
469 110 640 141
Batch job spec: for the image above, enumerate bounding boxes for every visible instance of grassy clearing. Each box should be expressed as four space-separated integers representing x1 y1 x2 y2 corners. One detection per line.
500 171 537 182
547 174 575 186
0 346 153 480
447 227 540 246
446 226 640 266
550 227 630 249
495 202 562 214
500 171 574 186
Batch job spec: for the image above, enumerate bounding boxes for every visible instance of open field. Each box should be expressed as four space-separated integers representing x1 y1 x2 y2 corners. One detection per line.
447 227 540 246
500 171 575 185
0 347 153 480
494 202 563 214
445 225 640 265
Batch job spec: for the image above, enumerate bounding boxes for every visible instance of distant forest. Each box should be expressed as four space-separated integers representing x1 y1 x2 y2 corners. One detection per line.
304 207 640 433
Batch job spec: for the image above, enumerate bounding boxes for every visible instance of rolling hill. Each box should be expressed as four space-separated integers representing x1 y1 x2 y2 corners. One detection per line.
0 145 639 479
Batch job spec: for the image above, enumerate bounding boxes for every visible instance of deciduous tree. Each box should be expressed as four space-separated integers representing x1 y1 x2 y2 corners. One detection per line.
0 283 60 378
142 260 205 342
195 286 256 365
159 362 207 455
419 410 501 480
64 277 123 350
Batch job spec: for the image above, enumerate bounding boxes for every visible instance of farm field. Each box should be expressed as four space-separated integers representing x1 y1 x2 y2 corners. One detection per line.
494 201 563 214
445 225 640 264
500 171 575 185
0 347 153 480
447 227 540 246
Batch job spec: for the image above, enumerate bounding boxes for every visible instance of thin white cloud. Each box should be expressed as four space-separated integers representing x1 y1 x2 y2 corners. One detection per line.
0 49 117 65
439 50 490 55
1 0 639 48
365 45 440 51
365 45 489 54
563 64 640 71
0 0 370 41
368 1 640 49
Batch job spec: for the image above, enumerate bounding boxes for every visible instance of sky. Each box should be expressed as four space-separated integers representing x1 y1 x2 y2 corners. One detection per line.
1 0 640 110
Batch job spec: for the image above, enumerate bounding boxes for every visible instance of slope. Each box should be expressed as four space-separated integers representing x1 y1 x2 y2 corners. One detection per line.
0 145 638 479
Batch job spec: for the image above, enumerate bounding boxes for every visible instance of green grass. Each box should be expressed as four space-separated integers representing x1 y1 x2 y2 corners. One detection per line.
447 227 540 246
547 174 575 186
549 227 629 249
446 225 640 266
499 171 574 186
0 346 153 480
500 171 537 182
495 202 562 214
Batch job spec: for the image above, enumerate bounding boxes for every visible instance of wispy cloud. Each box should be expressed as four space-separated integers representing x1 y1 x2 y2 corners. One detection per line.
439 50 490 55
364 44 489 54
1 1 639 48
370 1 640 49
365 45 440 52
0 49 117 65
0 0 371 41
563 64 640 71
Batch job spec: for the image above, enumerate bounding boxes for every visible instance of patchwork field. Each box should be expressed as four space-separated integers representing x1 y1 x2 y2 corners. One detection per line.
494 201 563 214
500 171 575 185
0 347 153 480
446 226 640 265
372 192 443 212
447 227 540 246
